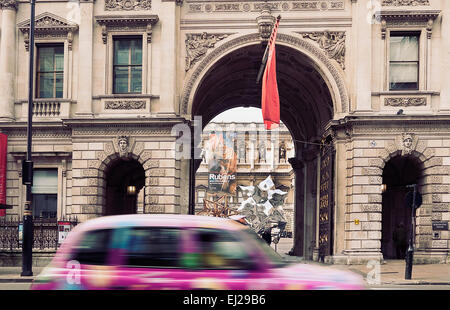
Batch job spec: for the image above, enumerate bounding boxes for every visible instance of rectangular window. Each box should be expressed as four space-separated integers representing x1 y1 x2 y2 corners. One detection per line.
31 169 58 219
36 45 64 98
122 227 181 268
113 37 142 94
71 229 113 265
389 32 420 90
193 228 252 270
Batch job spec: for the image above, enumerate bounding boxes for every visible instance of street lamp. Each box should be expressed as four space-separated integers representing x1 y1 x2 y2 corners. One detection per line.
21 0 36 277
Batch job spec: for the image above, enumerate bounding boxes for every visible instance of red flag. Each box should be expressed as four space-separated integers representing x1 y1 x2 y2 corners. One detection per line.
0 133 7 217
261 17 280 130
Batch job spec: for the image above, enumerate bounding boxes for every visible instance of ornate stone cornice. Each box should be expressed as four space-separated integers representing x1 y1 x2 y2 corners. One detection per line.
375 9 440 39
105 0 152 11
299 31 346 70
0 0 17 10
17 12 78 51
96 15 159 44
185 32 229 72
382 0 430 6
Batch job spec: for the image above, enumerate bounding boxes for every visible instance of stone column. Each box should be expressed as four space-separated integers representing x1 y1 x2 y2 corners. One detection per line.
76 0 94 117
289 157 305 256
159 0 178 115
351 0 372 112
0 0 17 121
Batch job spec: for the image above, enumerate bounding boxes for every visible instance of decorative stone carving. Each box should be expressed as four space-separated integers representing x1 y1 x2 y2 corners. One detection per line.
117 135 130 157
185 32 228 71
17 12 78 51
384 97 426 107
301 31 346 70
96 15 159 44
382 0 430 6
400 133 416 156
256 4 276 41
105 100 146 109
0 0 17 10
105 0 152 11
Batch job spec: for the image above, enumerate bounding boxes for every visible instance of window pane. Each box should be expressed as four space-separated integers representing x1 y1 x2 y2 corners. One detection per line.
114 39 130 65
390 35 419 62
390 63 418 89
37 72 54 98
38 47 55 71
32 169 58 194
72 230 112 265
122 228 181 267
113 66 129 93
194 229 251 270
130 66 142 93
130 39 142 65
32 194 57 219
55 73 64 98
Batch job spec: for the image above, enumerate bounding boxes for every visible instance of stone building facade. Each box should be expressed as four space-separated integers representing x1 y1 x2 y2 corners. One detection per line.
0 0 449 264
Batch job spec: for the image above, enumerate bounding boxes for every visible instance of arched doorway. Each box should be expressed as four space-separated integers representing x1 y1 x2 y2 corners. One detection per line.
382 155 423 259
189 40 337 258
104 158 145 216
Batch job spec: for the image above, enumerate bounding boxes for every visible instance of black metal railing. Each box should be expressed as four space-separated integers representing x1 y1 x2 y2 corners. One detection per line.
0 216 78 251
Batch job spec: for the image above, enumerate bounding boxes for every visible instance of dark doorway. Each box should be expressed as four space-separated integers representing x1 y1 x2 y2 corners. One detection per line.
382 155 422 259
104 159 145 216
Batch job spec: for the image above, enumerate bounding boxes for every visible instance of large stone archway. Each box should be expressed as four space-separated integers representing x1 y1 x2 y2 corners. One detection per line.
184 32 346 259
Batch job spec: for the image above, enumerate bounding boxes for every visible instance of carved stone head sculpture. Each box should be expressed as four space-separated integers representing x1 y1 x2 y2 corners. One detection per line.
401 133 415 155
118 135 129 157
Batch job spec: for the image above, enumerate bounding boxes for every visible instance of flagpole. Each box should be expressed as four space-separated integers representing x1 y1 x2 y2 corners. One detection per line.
256 15 281 84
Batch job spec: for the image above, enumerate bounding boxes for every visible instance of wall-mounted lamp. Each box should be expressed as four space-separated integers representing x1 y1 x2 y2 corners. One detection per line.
381 184 387 193
127 185 136 195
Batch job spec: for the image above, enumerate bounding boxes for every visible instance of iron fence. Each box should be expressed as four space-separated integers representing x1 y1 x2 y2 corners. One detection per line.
0 216 78 251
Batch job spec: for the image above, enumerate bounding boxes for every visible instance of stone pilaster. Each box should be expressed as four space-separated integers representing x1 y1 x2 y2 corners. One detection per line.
351 0 372 112
0 0 18 121
159 0 178 115
76 0 94 117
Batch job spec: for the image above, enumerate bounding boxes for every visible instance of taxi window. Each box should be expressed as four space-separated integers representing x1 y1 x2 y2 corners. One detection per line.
71 229 113 265
122 227 181 268
192 228 253 270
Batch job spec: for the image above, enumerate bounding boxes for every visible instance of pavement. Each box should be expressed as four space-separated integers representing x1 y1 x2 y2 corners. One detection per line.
0 238 449 287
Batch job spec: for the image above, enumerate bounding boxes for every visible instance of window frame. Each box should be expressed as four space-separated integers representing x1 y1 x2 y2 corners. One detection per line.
31 168 59 220
112 36 143 95
35 43 65 99
388 31 421 91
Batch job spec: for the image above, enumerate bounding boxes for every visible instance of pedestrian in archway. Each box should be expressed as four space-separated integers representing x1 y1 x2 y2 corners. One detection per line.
393 222 407 259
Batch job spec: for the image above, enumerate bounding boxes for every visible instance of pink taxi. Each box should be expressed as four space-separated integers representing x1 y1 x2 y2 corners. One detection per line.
31 214 364 290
